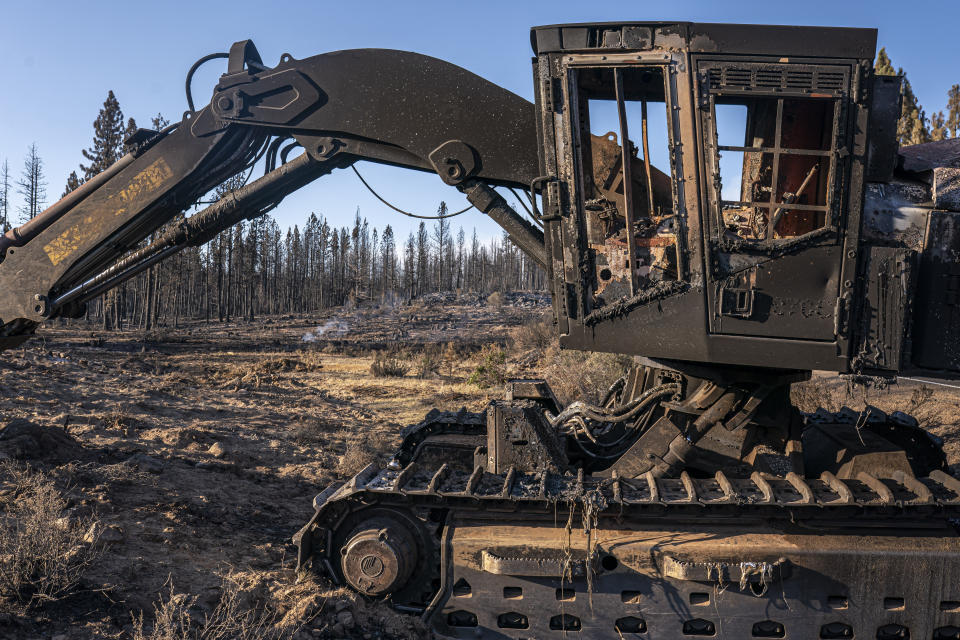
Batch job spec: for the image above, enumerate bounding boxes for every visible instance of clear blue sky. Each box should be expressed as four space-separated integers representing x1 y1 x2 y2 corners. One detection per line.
1 0 957 243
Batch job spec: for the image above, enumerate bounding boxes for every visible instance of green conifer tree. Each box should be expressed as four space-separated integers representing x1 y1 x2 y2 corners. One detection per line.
62 170 82 198
930 111 948 141
80 91 127 179
124 116 138 145
874 47 930 146
947 84 960 139
874 47 895 76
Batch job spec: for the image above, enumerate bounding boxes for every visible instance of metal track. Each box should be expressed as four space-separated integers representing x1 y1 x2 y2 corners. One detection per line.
316 407 960 520
310 459 960 527
294 410 960 638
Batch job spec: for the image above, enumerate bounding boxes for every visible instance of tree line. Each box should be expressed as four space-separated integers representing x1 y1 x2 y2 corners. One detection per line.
3 47 958 329
875 47 960 145
107 208 545 331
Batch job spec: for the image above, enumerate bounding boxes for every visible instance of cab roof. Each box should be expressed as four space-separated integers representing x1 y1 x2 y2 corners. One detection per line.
530 22 877 60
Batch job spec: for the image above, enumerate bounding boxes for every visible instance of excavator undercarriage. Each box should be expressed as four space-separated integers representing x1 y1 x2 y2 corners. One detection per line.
294 367 960 639
3 20 960 640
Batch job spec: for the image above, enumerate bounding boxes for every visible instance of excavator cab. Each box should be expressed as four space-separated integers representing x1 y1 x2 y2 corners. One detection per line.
533 23 872 374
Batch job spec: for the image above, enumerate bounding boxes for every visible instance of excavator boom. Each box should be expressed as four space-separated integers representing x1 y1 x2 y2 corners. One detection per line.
0 40 543 349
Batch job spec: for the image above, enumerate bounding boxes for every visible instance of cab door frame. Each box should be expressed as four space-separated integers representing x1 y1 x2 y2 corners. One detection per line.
692 54 868 357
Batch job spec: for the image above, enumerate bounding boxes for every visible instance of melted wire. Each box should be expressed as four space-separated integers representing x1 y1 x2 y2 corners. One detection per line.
351 165 473 220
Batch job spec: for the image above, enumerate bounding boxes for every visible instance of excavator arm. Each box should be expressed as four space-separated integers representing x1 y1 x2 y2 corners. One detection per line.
0 40 545 349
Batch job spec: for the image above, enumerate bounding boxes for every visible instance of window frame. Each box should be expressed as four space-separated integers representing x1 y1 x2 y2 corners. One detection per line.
567 63 684 298
712 93 840 241
698 61 851 251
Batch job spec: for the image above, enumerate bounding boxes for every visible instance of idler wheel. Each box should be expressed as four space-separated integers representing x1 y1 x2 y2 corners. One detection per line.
340 517 418 596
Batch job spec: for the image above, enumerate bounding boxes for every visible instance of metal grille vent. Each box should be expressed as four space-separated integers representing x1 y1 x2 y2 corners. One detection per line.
704 64 848 94
817 71 846 90
708 68 723 89
756 69 783 87
725 68 753 87
786 70 813 88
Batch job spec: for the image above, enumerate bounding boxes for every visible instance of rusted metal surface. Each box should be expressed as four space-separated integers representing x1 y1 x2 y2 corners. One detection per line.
437 519 960 639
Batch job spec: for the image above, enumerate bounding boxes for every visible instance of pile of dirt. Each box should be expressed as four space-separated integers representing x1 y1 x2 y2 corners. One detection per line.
0 419 84 462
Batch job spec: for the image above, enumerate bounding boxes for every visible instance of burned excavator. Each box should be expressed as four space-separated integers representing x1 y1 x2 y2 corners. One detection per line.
2 21 960 639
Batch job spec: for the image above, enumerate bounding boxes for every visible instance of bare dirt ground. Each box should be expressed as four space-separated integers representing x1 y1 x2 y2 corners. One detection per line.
1 291 958 639
0 293 547 639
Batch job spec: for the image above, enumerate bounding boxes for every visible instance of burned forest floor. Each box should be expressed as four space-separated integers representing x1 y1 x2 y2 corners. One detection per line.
1 290 959 639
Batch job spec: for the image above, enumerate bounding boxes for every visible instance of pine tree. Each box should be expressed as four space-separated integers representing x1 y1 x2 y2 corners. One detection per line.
416 222 429 296
80 91 127 179
874 47 895 76
947 84 960 139
381 225 395 296
63 170 82 198
456 227 465 290
874 47 930 146
931 111 948 142
151 113 170 131
0 159 10 232
125 117 138 143
16 143 46 223
432 203 450 291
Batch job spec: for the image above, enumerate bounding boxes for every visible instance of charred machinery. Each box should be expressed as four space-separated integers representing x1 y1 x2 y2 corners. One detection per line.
3 21 960 639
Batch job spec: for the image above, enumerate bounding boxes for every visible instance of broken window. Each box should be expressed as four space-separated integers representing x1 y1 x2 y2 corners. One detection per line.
573 66 679 308
712 95 838 242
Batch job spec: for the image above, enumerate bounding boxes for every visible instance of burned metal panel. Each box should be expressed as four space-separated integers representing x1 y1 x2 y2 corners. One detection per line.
559 285 848 372
530 22 877 59
899 137 960 174
866 74 902 183
712 247 843 340
836 60 874 367
485 400 567 474
933 167 960 211
689 23 876 58
862 181 931 250
911 211 960 373
852 246 916 374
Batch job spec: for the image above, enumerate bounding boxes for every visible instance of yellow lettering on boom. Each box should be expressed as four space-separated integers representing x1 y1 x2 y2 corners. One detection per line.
42 158 173 266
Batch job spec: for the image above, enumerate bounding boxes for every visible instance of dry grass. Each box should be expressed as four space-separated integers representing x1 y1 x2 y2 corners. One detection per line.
205 351 324 389
415 346 442 380
370 351 410 378
102 403 137 436
468 345 509 389
790 377 845 413
132 573 295 640
510 311 554 354
336 432 393 478
0 462 103 613
539 344 632 406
